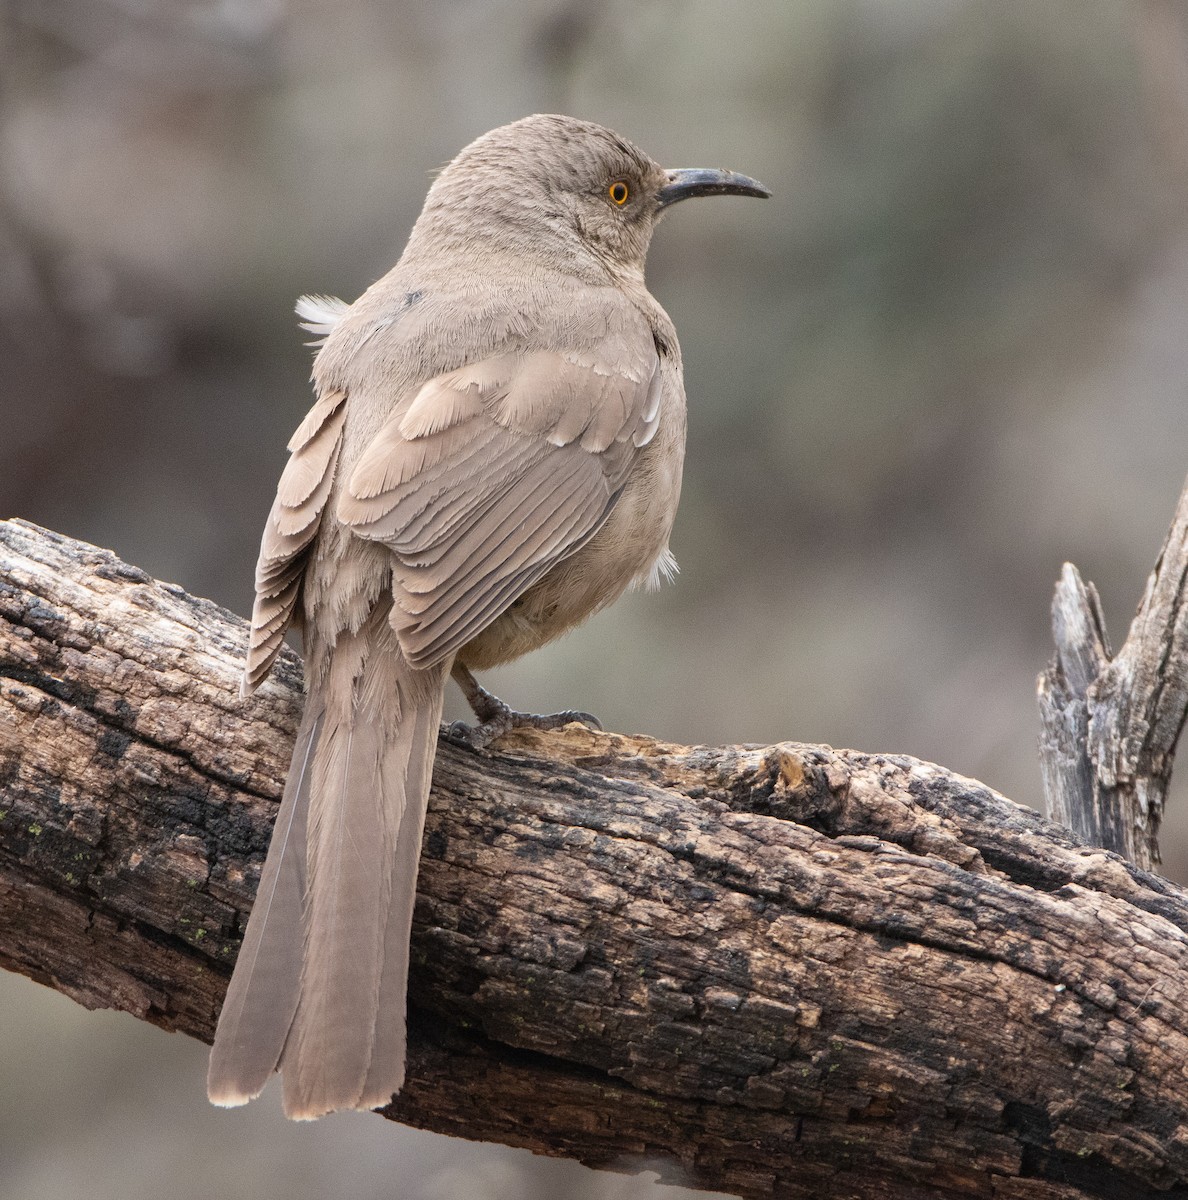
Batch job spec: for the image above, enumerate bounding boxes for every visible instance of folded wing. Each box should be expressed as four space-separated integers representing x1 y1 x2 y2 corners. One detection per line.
338 336 662 668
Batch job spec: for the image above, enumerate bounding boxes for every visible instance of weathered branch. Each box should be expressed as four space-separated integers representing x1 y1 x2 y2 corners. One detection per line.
1039 473 1188 871
4 518 1188 1200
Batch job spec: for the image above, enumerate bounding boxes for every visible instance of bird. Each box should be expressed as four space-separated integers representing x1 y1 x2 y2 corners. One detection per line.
206 113 769 1120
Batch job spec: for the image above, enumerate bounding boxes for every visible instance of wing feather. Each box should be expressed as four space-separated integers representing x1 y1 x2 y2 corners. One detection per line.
385 437 543 551
395 450 604 585
287 388 347 453
243 389 347 693
392 481 613 668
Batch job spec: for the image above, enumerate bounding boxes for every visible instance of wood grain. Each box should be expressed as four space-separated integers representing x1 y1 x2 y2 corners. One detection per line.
1040 473 1188 872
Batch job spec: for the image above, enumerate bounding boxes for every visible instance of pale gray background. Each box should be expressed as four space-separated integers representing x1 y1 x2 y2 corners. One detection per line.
4 1 1188 1197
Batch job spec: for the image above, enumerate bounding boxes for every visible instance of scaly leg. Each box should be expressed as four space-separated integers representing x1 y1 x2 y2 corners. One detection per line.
447 662 602 749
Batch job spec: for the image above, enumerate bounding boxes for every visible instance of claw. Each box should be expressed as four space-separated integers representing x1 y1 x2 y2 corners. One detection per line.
448 663 602 749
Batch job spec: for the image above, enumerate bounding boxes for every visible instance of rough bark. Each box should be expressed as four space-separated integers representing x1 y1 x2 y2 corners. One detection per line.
1039 474 1188 872
4 518 1188 1200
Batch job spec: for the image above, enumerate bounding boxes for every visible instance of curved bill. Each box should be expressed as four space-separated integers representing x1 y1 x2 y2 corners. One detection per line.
657 168 771 209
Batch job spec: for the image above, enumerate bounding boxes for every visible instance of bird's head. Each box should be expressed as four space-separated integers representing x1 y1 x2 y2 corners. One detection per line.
415 114 769 281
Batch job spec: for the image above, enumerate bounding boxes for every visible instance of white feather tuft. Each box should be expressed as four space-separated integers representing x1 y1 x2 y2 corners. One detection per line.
295 294 350 345
633 546 679 593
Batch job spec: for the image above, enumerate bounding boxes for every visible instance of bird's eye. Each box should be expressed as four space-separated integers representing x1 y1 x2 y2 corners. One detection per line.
608 181 629 206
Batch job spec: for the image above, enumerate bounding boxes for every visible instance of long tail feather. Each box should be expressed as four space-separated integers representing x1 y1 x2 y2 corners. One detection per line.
209 600 447 1119
207 704 323 1106
279 606 448 1120
358 694 441 1107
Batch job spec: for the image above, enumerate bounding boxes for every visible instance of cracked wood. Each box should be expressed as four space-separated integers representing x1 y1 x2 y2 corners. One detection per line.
1039 471 1188 871
3 517 1188 1200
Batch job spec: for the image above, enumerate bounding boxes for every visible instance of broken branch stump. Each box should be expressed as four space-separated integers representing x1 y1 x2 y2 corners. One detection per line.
1039 471 1188 873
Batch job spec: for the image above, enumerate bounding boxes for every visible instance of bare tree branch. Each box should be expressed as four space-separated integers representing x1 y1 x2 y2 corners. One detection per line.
5 518 1188 1200
1039 473 1188 871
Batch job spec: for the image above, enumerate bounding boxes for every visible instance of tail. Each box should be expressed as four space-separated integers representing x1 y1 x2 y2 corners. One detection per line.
207 605 448 1119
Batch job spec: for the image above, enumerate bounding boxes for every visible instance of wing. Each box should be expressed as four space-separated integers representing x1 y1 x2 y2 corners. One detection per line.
337 333 663 669
243 388 348 693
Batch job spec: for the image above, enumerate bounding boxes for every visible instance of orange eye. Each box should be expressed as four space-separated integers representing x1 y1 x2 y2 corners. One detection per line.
608 181 629 206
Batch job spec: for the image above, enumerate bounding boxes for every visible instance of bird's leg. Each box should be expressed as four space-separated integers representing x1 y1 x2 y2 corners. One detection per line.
447 663 602 749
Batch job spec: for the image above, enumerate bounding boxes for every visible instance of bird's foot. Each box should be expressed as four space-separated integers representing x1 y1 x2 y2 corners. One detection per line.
448 664 602 750
446 704 603 750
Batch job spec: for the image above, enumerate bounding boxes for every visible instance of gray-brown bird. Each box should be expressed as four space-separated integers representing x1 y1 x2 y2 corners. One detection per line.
206 114 768 1120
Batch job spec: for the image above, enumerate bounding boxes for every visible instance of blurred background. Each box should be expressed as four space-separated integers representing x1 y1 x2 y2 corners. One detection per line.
3 0 1188 1196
